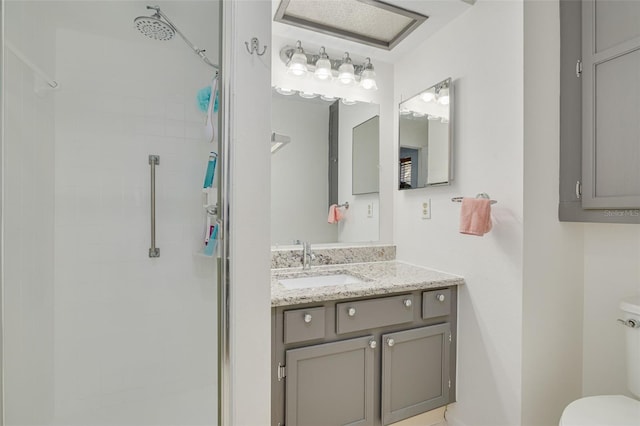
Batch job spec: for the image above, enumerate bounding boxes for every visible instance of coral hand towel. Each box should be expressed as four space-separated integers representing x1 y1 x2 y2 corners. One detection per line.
459 198 492 236
327 204 344 224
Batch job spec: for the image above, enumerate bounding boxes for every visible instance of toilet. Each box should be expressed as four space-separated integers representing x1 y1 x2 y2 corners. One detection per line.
559 296 640 426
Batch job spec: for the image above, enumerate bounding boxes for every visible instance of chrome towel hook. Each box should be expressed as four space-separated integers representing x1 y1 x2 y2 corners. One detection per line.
245 37 267 56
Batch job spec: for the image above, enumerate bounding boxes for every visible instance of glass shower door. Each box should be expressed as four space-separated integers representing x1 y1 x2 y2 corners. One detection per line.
2 1 221 424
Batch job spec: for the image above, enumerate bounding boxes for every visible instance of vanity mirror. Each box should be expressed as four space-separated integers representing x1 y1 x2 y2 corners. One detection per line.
398 78 453 190
271 92 380 245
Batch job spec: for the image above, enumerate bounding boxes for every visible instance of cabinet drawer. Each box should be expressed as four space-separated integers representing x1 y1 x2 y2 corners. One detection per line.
422 289 451 319
336 294 414 335
284 307 325 344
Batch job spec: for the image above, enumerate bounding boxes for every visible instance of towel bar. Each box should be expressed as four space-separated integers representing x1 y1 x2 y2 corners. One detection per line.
451 193 497 205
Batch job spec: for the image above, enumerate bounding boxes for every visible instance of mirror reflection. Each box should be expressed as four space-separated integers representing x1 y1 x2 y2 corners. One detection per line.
352 116 380 195
399 78 453 189
271 92 380 245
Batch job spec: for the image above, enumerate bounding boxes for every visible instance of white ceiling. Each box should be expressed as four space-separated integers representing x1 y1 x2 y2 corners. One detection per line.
271 0 474 64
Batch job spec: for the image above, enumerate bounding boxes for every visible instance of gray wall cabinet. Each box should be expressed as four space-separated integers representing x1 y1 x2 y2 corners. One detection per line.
559 0 640 223
271 287 457 426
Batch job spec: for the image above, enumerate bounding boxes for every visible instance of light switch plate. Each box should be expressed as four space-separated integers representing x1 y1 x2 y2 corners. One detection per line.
422 199 431 219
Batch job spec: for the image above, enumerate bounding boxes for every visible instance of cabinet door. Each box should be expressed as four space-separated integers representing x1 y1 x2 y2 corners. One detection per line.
381 323 450 425
285 335 375 426
582 0 640 209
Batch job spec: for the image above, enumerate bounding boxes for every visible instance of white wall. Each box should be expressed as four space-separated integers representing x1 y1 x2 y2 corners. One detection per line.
582 224 640 397
522 2 585 425
2 1 57 423
271 95 338 244
338 102 380 243
394 2 525 425
225 1 272 425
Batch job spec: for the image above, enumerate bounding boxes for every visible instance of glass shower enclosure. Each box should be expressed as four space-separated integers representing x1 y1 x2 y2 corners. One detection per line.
1 1 223 424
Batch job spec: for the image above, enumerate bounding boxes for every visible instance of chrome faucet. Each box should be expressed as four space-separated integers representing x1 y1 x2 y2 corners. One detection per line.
295 240 315 270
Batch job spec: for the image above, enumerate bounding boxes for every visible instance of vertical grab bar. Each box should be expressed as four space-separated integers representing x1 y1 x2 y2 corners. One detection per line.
149 155 160 258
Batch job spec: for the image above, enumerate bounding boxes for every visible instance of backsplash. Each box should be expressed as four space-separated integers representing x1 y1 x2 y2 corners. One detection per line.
271 245 396 269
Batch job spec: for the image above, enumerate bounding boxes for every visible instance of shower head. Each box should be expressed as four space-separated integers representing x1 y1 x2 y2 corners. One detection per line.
133 5 219 72
134 7 175 41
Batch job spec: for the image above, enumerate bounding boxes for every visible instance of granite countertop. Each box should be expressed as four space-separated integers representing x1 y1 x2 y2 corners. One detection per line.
271 260 464 307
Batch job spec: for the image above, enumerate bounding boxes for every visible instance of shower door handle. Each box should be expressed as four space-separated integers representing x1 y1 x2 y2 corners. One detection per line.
149 155 160 258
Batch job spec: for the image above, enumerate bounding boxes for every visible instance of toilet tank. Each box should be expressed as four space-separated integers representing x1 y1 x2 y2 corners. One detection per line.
620 296 640 398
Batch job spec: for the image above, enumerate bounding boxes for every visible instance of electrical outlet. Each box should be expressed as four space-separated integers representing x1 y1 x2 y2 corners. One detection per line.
422 199 431 219
367 203 374 218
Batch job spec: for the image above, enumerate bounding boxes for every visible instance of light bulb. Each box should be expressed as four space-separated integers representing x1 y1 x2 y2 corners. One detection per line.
299 91 317 99
337 52 355 86
341 98 357 105
287 41 308 77
320 95 337 102
314 47 333 81
314 58 333 80
360 69 377 90
437 87 450 105
420 91 436 103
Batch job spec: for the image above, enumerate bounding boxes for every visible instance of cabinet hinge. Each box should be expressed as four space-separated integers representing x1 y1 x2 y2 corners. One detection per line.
576 59 583 77
576 180 582 199
448 332 452 343
277 363 286 381
448 379 451 389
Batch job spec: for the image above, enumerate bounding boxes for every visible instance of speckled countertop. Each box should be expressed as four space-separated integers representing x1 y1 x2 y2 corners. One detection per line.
271 261 464 307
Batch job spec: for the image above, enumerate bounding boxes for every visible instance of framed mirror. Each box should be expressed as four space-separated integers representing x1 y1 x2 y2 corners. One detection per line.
271 92 380 245
398 78 453 190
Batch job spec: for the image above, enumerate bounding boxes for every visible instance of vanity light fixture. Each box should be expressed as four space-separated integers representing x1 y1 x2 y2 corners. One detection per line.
286 40 308 77
280 42 379 91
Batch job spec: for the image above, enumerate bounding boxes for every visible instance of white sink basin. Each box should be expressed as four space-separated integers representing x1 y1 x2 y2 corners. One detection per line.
278 273 364 290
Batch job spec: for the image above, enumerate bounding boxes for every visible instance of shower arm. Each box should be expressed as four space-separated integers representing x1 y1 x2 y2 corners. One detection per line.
147 5 220 73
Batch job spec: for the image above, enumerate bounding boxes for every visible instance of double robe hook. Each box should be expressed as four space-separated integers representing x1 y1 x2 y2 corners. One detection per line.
245 37 267 56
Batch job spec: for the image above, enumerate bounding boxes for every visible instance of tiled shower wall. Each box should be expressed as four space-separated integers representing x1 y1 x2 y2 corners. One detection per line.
51 26 218 424
3 1 57 423
3 1 220 423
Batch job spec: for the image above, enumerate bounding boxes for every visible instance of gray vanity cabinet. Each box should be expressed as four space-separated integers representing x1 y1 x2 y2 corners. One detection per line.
272 287 457 426
285 335 375 426
381 324 450 425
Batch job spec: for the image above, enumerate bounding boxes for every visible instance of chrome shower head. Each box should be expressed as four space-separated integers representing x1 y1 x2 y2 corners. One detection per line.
134 8 175 41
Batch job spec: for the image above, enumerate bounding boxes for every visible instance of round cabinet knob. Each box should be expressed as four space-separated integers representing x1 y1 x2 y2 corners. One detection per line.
403 299 412 308
387 338 395 347
303 313 312 323
348 307 357 317
369 340 377 349
437 294 446 302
